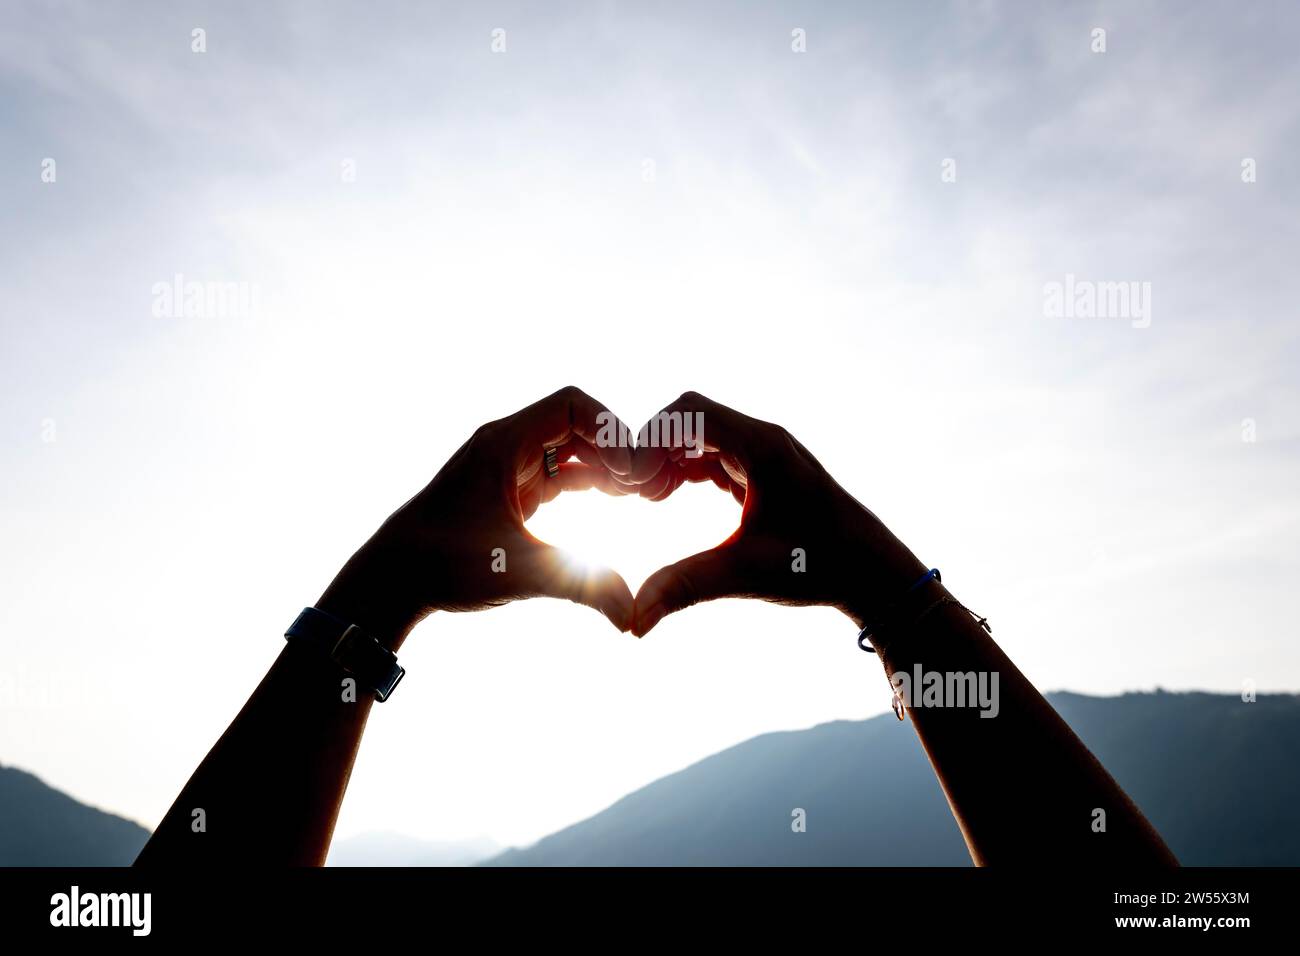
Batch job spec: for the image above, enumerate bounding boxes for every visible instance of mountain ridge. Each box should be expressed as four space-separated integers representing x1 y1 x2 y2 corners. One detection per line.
5 690 1297 866
485 690 1300 866
0 763 150 866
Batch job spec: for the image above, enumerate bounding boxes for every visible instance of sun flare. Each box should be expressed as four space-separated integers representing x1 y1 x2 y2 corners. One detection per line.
525 481 741 592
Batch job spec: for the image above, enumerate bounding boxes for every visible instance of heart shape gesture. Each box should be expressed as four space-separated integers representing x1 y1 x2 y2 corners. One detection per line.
143 386 1182 871
317 387 927 650
622 392 928 635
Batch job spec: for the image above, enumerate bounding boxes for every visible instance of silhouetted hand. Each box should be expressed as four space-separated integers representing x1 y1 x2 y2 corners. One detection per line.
140 386 1179 870
318 386 638 646
628 392 926 636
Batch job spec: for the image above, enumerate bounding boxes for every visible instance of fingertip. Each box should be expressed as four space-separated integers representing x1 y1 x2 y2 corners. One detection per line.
632 601 665 637
635 466 675 500
596 569 634 633
647 478 680 502
629 446 668 484
610 598 634 633
610 470 639 489
600 444 634 477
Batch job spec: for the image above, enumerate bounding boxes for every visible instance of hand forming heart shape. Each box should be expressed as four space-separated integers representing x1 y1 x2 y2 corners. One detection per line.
316 387 928 651
145 395 1183 870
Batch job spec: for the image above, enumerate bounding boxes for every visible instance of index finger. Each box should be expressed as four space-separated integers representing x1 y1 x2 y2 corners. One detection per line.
510 385 634 476
628 391 757 485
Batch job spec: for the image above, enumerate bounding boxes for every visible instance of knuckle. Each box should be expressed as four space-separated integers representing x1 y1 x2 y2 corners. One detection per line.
754 421 790 456
472 417 505 445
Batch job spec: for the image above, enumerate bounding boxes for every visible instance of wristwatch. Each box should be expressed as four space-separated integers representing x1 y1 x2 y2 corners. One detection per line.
284 607 405 702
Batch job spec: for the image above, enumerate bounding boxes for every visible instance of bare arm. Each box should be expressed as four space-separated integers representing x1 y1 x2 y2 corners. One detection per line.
870 584 1176 865
628 391 1177 866
132 639 386 866
135 387 638 866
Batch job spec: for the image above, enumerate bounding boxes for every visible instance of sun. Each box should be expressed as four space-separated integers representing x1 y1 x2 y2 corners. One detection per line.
525 481 741 592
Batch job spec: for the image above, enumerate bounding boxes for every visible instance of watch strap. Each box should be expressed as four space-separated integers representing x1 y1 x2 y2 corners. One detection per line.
284 607 405 702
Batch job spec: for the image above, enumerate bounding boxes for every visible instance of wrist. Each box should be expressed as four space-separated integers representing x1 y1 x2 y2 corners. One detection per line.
833 517 928 630
316 570 426 654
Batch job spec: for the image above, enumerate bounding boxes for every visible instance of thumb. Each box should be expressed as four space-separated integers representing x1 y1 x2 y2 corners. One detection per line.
518 543 635 633
633 544 743 637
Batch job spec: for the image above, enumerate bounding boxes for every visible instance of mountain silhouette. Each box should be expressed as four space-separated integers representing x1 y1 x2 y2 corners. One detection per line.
486 691 1300 866
5 691 1297 866
0 763 149 866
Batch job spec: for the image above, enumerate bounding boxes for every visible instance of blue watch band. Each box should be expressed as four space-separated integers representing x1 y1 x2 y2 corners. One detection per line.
284 607 405 702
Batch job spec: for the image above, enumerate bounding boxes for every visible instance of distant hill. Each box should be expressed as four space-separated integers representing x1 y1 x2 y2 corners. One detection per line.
0 764 149 866
7 692 1298 866
486 691 1300 866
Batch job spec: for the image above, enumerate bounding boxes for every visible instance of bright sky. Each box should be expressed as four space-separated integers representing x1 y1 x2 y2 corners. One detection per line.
2 1 1298 850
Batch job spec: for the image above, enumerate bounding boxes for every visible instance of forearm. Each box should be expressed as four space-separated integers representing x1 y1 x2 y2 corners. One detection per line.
135 640 376 866
136 583 417 867
847 526 1177 865
135 387 635 867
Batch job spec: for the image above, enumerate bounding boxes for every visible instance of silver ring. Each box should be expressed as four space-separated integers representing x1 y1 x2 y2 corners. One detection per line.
543 446 559 478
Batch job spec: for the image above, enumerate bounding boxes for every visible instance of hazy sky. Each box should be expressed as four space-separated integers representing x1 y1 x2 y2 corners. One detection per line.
2 1 1298 850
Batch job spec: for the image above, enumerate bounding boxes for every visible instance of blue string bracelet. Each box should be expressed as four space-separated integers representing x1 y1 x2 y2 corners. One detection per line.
857 568 942 654
857 567 991 656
